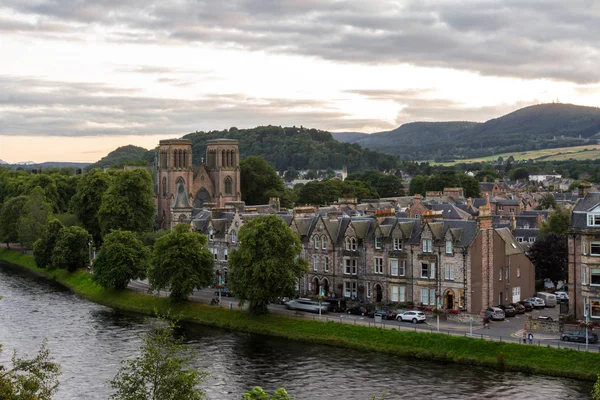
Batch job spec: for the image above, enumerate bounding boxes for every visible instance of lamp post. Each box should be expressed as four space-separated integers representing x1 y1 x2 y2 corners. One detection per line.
88 239 93 271
435 290 440 333
585 307 590 351
317 292 325 320
216 270 222 307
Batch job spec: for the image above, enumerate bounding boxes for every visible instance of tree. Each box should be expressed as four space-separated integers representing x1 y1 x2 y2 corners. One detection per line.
33 219 64 268
51 226 91 272
408 175 427 196
109 317 208 400
17 187 54 249
229 214 308 315
98 169 155 236
240 156 286 205
592 374 600 400
93 230 150 290
539 208 571 237
241 387 291 400
148 224 214 302
0 195 27 249
0 340 61 400
511 168 529 181
70 169 112 244
528 233 568 282
537 193 557 210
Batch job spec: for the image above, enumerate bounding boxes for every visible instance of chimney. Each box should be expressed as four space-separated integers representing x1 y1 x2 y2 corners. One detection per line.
483 176 488 183
510 215 516 231
268 197 281 212
579 182 592 198
422 210 442 222
467 197 473 208
478 203 493 230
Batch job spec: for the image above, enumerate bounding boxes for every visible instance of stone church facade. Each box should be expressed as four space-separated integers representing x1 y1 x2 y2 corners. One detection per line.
156 138 242 229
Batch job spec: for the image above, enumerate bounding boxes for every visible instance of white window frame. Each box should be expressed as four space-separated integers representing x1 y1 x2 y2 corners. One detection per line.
314 236 320 249
390 259 398 277
393 238 402 251
230 230 237 243
208 229 214 241
374 257 383 274
399 285 406 302
528 237 536 243
422 239 433 253
391 285 399 302
223 248 228 261
583 267 588 285
429 263 436 279
421 263 429 279
375 237 382 249
399 260 406 277
344 259 357 275
345 237 357 251
420 288 429 305
516 237 524 243
588 214 600 226
517 267 521 278
591 242 600 256
445 240 453 255
344 281 357 298
313 255 318 272
211 248 218 260
324 256 329 272
366 282 372 298
591 268 600 286
499 267 503 281
322 235 327 250
583 240 588 255
444 263 454 280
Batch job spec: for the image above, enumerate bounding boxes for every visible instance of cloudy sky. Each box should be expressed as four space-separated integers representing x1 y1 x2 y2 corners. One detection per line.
1 0 600 163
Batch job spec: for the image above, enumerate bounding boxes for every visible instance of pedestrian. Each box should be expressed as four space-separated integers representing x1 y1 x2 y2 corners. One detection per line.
522 331 527 344
528 332 534 345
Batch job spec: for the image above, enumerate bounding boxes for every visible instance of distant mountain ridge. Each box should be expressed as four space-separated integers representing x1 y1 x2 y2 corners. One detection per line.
332 103 600 161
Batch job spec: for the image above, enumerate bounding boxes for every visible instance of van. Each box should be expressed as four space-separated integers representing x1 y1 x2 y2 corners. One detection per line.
536 292 557 307
286 298 329 313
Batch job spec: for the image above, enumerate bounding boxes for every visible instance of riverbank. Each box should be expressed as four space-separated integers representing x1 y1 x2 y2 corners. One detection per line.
2 248 599 382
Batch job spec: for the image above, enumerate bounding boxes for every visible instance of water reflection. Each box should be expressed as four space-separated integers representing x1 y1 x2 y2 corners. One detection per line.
0 262 593 399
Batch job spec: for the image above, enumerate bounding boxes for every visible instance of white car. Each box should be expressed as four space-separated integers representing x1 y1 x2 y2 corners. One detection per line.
555 291 569 301
396 310 426 324
526 297 546 309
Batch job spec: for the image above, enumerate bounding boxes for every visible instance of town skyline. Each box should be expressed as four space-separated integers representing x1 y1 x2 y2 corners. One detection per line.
2 0 600 163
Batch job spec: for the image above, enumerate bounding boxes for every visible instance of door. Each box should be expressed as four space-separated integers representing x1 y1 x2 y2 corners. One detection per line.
446 290 454 309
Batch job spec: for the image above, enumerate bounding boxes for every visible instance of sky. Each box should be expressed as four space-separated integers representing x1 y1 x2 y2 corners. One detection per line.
1 0 600 163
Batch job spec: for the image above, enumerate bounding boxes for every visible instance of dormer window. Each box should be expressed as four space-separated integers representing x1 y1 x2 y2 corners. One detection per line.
314 236 320 249
588 214 600 226
321 235 327 249
209 229 214 241
375 237 382 249
422 239 432 253
230 230 237 243
445 240 453 255
345 237 357 251
393 238 402 251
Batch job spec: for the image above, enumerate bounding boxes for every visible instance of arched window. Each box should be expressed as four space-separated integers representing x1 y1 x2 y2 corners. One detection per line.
183 150 187 167
222 150 226 167
230 230 237 243
174 150 179 168
224 176 232 195
162 177 167 197
322 235 327 249
176 176 185 186
345 237 351 250
314 236 320 249
351 238 357 250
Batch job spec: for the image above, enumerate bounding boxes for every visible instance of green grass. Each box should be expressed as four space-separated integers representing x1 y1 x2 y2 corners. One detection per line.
2 248 600 381
433 144 600 166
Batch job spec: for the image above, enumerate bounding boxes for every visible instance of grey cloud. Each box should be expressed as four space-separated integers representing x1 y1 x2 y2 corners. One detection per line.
3 0 600 83
0 76 388 136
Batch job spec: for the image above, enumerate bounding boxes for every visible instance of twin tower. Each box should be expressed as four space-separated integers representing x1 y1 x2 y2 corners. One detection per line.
156 138 242 229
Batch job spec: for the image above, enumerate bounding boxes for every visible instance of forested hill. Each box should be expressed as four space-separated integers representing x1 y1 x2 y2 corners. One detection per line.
86 145 154 171
182 126 402 172
332 103 600 161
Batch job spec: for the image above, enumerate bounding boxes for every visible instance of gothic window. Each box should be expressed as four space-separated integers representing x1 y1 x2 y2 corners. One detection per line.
224 176 233 195
162 177 167 197
228 150 233 167
183 150 187 167
176 176 185 186
161 151 167 168
222 150 226 167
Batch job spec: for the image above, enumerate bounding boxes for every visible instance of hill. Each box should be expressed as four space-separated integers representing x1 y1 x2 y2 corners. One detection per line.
330 131 369 143
183 126 401 172
335 103 600 161
86 145 154 171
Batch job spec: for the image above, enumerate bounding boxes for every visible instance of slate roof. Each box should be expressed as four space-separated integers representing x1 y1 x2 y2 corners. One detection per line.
495 227 525 255
572 192 600 228
429 203 472 220
516 215 538 229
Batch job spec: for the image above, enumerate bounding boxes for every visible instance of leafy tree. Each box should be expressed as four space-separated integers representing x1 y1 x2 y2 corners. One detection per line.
408 175 428 196
109 317 208 400
148 224 214 302
510 168 529 181
17 187 54 249
33 219 64 268
528 233 568 282
0 195 27 249
592 374 600 400
0 340 61 400
98 169 155 236
51 226 91 272
282 168 299 182
70 169 112 243
241 387 291 400
93 230 150 290
240 156 286 205
229 214 308 315
346 170 403 198
539 208 571 237
537 193 557 210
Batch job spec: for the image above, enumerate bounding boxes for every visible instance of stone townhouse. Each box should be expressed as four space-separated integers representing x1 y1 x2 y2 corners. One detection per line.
568 191 600 320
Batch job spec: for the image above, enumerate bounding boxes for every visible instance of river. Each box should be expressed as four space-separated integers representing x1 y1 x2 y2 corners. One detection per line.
0 262 593 399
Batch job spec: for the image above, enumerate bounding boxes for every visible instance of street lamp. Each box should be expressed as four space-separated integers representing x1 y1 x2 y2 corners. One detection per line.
435 290 440 333
216 270 222 307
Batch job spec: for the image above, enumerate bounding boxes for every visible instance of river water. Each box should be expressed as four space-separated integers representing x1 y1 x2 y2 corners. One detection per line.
0 262 593 399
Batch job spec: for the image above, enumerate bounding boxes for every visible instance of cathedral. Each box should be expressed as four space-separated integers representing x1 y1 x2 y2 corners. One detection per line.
155 138 243 229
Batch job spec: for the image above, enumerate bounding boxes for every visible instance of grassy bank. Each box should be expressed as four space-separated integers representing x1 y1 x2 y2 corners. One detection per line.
2 248 600 381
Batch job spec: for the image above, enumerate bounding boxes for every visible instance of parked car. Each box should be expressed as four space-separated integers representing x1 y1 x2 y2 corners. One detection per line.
510 302 526 314
485 307 505 321
326 298 347 313
526 297 546 309
368 309 396 320
286 298 329 313
497 304 517 317
536 292 557 307
396 310 426 324
555 291 569 302
517 300 534 312
560 331 599 343
215 287 233 297
347 305 374 316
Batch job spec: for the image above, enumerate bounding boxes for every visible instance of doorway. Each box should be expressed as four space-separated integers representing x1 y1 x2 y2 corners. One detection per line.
446 290 454 309
375 284 383 303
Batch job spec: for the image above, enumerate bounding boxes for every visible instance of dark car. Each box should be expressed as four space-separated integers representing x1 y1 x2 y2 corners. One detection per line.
517 300 534 312
510 303 526 314
497 304 517 317
368 309 396 320
347 305 373 316
215 287 233 297
326 298 347 313
561 331 599 343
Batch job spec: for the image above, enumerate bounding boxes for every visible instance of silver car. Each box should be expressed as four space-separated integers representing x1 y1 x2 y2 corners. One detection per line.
396 310 426 324
485 307 505 321
286 298 329 313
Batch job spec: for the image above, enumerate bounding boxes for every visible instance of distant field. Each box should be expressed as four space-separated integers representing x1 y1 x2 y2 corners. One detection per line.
435 144 600 165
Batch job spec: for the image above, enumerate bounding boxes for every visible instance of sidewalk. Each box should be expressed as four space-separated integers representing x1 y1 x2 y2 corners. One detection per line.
425 319 484 333
512 329 559 341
